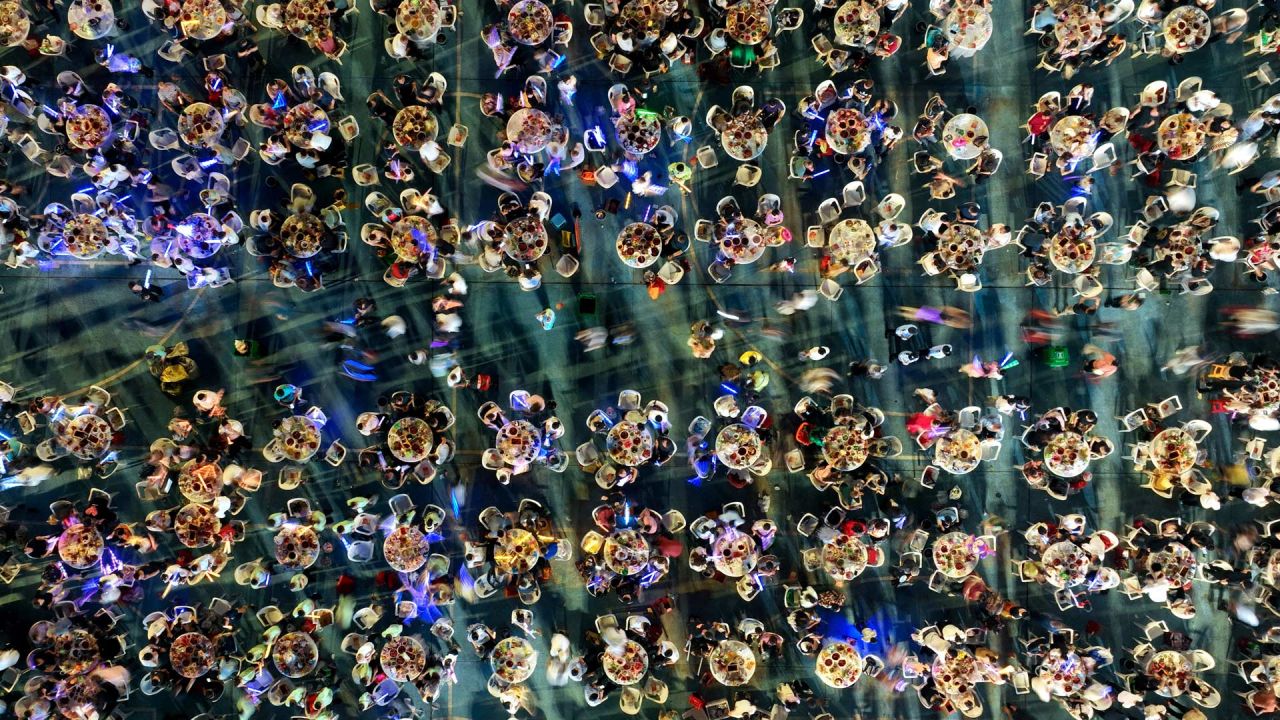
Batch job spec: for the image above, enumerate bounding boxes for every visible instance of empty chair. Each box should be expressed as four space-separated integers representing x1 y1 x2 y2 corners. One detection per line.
841 181 866 206
817 198 842 224
149 128 180 150
734 164 762 187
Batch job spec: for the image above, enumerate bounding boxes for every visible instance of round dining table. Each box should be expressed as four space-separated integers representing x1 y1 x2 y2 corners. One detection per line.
507 0 553 45
615 222 664 268
390 216 439 264
715 423 764 469
827 218 876 267
0 0 31 46
933 428 982 474
1162 5 1210 53
67 0 114 39
496 420 542 465
832 0 879 46
491 636 538 683
384 525 430 572
815 641 863 688
279 213 327 260
944 3 992 56
720 113 769 161
506 108 555 154
606 419 654 466
821 423 869 471
65 105 113 150
397 0 442 42
825 108 871 155
725 0 772 44
941 113 988 160
709 639 756 686
501 215 549 263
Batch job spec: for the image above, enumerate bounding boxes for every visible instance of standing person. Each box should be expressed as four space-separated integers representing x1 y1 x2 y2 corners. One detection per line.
128 280 161 302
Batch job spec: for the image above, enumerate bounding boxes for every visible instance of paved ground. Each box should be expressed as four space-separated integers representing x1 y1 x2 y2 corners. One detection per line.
1 0 1280 718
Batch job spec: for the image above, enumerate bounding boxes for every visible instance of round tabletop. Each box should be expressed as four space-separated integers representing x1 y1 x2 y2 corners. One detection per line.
502 215 549 263
1041 540 1091 588
615 221 664 268
506 107 555 154
1039 650 1088 696
1044 431 1091 477
0 0 31 46
827 218 876 266
941 113 988 160
279 213 327 260
717 218 768 264
57 523 104 569
711 530 758 577
618 0 675 39
496 419 542 466
67 0 114 39
1048 114 1098 160
174 213 226 259
1145 650 1192 697
721 113 768 161
1150 427 1197 475
387 416 435 462
61 214 110 260
389 216 438 264
1143 541 1195 588
944 3 992 54
396 0 442 41
932 650 980 696
274 524 321 569
833 0 879 46
178 0 227 39
170 632 217 679
381 636 428 682
58 412 113 458
384 525 430 572
937 223 986 272
815 641 863 688
603 528 651 575
821 423 869 471
1053 3 1103 54
715 423 764 470
821 533 869 581
175 503 220 548
1162 5 1210 52
606 419 655 466
615 113 662 155
65 104 112 150
932 531 988 578
392 105 440 150
273 632 319 679
177 461 223 503
276 415 322 461
284 0 333 45
507 0 553 45
491 636 538 683
1157 112 1207 159
494 527 542 575
1047 231 1096 273
933 428 982 474
601 639 650 685
825 108 871 155
283 102 328 150
709 639 757 686
53 628 101 675
726 0 772 44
